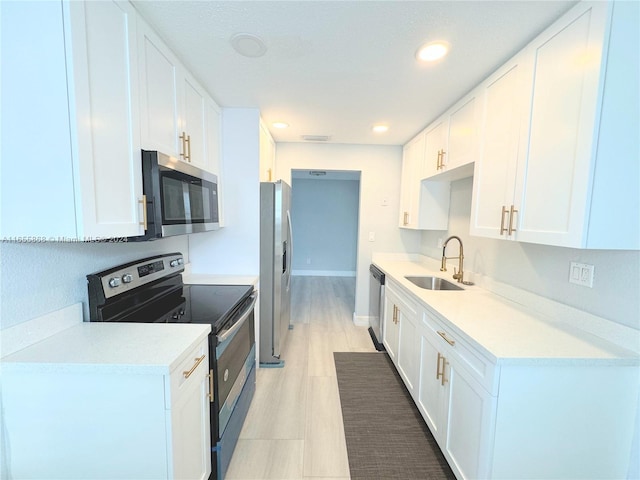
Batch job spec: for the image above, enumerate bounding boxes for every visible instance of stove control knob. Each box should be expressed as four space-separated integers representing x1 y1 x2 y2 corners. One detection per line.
179 309 185 316
122 274 133 284
172 313 179 320
177 258 184 265
170 259 179 267
108 277 121 288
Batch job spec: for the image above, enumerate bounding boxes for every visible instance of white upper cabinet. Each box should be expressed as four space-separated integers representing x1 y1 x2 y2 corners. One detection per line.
472 0 639 249
399 133 450 230
423 91 480 180
470 55 529 240
138 20 182 159
1 0 144 240
138 20 222 173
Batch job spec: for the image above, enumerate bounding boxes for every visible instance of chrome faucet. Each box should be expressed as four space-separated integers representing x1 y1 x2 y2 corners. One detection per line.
440 235 465 283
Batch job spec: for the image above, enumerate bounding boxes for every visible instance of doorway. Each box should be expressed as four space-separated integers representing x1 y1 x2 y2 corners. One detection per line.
289 169 361 321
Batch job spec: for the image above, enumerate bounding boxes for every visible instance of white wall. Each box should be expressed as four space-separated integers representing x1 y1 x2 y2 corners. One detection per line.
276 143 421 320
0 236 189 329
189 108 261 275
291 178 359 275
421 177 640 331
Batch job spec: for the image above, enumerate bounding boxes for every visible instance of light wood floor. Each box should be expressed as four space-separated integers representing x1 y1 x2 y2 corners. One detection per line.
226 276 376 480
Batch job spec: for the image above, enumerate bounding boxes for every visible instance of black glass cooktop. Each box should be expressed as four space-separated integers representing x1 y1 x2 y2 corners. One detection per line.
184 284 254 332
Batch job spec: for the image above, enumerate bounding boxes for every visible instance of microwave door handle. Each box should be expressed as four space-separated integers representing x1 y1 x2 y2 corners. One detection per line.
286 210 293 291
217 293 257 343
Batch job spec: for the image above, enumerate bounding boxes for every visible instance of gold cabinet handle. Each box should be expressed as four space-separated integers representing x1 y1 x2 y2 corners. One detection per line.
183 354 206 379
208 369 214 402
186 134 191 162
508 205 518 235
500 206 508 235
440 149 446 169
441 357 449 386
437 330 456 346
180 132 188 161
436 352 444 381
138 195 148 230
403 211 409 226
436 150 442 170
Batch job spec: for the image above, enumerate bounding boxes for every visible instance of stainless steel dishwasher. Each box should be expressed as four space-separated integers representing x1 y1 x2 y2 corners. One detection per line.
368 264 385 351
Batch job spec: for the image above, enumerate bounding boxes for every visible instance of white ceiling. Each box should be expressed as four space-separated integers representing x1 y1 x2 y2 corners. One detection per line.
132 1 577 146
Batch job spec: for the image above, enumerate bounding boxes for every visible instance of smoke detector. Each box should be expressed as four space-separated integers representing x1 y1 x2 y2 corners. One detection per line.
230 33 267 58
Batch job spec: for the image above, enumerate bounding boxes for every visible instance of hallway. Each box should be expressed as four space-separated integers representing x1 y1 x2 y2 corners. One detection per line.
226 276 376 479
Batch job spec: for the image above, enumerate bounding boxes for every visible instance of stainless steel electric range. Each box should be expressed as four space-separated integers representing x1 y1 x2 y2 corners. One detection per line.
87 253 256 480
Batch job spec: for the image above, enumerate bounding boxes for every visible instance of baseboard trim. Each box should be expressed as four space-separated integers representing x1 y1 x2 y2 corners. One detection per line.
353 313 371 327
292 270 356 277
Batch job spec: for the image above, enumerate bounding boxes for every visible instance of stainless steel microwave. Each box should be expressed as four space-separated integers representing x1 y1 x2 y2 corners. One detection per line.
132 150 219 241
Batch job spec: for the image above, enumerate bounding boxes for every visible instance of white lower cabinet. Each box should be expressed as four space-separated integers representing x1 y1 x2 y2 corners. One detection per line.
382 284 401 364
2 327 212 480
384 280 420 396
387 284 638 479
418 309 496 479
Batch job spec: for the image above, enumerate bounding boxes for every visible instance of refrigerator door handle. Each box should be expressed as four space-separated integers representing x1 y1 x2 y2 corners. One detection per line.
286 209 293 291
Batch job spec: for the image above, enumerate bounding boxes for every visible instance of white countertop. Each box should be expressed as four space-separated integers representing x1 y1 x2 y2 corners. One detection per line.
1 322 211 374
373 258 639 366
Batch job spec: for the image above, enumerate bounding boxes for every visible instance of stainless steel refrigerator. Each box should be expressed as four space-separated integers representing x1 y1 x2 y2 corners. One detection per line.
259 180 292 366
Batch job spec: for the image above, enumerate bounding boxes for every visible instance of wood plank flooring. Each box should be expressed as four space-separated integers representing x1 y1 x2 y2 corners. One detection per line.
226 276 376 480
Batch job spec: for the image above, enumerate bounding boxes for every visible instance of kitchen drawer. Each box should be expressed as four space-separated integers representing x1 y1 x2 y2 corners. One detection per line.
421 308 498 395
169 339 209 408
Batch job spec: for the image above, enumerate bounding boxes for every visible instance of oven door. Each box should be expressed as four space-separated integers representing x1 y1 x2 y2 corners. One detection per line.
213 292 257 436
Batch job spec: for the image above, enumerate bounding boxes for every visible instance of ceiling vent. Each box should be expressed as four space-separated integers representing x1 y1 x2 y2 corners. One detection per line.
301 135 330 142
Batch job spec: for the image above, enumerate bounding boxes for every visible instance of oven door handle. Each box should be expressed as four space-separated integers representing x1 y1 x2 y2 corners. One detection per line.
217 292 257 343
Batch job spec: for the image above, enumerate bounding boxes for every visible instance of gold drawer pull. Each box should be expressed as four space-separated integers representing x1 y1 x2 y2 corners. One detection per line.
183 354 206 378
437 330 456 346
508 204 518 235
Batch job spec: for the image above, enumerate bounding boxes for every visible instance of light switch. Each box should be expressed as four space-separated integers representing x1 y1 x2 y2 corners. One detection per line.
368 232 375 242
569 262 594 288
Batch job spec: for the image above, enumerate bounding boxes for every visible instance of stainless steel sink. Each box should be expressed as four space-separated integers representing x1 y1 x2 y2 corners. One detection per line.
405 276 463 291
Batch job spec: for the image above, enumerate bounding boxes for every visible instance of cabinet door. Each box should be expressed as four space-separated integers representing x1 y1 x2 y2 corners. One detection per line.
444 95 478 171
397 301 419 395
470 56 528 240
418 328 447 442
170 346 212 480
138 20 181 158
181 73 208 169
423 119 446 178
444 360 496 480
206 98 222 176
399 134 424 228
514 2 609 247
383 291 400 364
66 0 144 239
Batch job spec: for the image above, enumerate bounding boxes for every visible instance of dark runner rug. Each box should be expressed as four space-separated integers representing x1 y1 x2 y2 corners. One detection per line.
334 352 456 480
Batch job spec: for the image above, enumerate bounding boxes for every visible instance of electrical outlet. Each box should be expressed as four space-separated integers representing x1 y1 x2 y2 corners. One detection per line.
381 196 389 207
368 231 375 242
569 262 594 288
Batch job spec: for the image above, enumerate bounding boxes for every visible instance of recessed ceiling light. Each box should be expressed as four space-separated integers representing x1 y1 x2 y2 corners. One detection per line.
230 33 267 58
272 122 289 129
415 41 450 62
372 124 389 133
